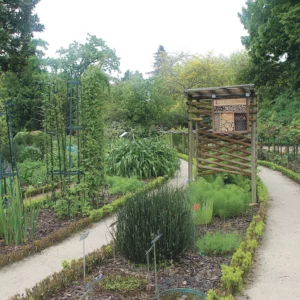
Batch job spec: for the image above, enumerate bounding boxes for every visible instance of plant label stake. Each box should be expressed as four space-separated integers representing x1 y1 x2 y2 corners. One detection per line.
146 233 162 296
80 231 89 282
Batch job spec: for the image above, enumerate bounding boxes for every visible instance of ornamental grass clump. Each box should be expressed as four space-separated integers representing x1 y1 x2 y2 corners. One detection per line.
107 138 180 178
188 176 251 219
115 185 193 263
0 183 39 245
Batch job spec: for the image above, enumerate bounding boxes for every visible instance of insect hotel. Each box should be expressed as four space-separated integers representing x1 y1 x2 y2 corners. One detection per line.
185 85 257 203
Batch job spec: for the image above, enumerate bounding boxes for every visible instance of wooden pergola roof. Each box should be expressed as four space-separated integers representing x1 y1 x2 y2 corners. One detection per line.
185 84 256 100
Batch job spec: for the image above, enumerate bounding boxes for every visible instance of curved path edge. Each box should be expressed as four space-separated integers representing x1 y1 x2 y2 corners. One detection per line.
0 160 188 300
237 166 300 300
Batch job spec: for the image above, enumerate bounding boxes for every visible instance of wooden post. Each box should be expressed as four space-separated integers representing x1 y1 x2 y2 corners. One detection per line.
188 99 193 182
251 96 257 203
195 122 199 180
182 132 185 154
170 132 173 148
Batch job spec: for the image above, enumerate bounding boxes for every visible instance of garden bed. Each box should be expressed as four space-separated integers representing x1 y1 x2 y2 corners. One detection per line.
46 208 258 300
0 209 77 256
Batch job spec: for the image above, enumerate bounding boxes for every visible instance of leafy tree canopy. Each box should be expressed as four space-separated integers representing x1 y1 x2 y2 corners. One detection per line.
0 0 44 73
52 34 120 75
239 0 300 91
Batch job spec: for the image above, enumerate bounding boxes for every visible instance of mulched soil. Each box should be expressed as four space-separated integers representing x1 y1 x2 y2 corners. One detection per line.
0 189 127 257
0 209 74 256
50 205 259 300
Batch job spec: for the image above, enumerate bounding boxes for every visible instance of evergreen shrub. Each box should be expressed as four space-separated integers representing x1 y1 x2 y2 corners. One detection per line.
115 185 193 263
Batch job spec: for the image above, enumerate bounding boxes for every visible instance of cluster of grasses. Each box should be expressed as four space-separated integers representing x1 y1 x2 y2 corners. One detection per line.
188 176 251 219
107 138 180 178
0 181 39 245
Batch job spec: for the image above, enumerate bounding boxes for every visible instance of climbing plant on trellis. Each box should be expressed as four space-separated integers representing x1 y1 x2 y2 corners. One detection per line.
45 68 107 217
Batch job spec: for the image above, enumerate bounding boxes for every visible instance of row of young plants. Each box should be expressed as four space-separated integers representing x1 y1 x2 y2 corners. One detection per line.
0 175 168 270
206 173 268 300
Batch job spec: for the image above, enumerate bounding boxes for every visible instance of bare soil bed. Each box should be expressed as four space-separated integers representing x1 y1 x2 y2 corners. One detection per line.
50 206 258 300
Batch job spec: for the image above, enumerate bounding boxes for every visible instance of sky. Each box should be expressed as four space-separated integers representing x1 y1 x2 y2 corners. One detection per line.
34 0 248 76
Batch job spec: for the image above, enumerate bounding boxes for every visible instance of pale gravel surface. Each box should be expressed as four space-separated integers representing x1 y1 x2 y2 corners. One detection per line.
0 160 188 300
237 166 300 300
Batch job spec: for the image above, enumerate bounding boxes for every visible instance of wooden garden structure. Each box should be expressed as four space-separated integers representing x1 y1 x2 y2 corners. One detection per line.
185 84 257 203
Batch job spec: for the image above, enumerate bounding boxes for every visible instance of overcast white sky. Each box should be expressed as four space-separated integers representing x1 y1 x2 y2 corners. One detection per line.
34 0 248 76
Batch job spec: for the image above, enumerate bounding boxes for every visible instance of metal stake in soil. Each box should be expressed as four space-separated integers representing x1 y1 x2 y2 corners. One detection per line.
146 233 162 296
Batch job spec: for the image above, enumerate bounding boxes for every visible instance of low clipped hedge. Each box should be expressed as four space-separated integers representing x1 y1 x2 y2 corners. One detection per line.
258 160 300 184
206 177 268 300
10 245 113 300
0 175 168 270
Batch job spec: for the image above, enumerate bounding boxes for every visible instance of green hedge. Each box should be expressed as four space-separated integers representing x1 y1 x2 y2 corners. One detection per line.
206 177 268 299
10 245 113 300
2 175 168 270
258 160 300 184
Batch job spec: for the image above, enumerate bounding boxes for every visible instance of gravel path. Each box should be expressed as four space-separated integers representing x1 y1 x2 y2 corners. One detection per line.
0 160 188 300
237 166 300 300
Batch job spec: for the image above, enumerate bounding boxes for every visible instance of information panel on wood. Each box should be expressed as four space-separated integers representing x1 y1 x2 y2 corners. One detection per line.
212 98 249 133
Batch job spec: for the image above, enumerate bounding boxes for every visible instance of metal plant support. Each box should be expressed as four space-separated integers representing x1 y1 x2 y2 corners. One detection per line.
0 100 21 204
45 73 85 215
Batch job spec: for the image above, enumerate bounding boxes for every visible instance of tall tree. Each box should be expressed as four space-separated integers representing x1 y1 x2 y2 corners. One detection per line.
239 0 300 91
0 0 44 73
54 34 120 76
153 45 167 75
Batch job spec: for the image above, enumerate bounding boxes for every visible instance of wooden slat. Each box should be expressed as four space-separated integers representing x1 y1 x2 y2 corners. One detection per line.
198 129 251 147
199 145 251 162
197 164 251 176
197 158 251 173
198 153 250 169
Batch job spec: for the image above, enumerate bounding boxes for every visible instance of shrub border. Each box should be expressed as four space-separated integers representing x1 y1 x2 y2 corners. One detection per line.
177 153 269 300
206 177 268 300
0 175 168 270
10 157 269 300
10 245 114 300
258 160 300 184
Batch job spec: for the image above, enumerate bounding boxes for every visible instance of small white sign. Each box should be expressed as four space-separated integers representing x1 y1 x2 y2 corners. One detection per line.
79 231 89 241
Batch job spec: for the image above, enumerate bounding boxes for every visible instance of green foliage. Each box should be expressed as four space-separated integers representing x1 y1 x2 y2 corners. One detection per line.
88 175 168 222
193 200 213 225
115 185 193 264
206 290 234 300
0 183 39 245
239 1 300 91
19 160 47 187
107 138 180 178
196 232 241 255
257 175 268 202
231 249 252 274
81 67 108 200
221 265 243 293
259 160 300 185
0 0 44 73
106 176 145 195
188 177 251 219
99 274 147 292
240 239 258 255
54 34 120 75
254 221 265 237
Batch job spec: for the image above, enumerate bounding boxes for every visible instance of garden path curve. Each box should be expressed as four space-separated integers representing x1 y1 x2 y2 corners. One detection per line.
0 160 188 300
237 166 300 300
